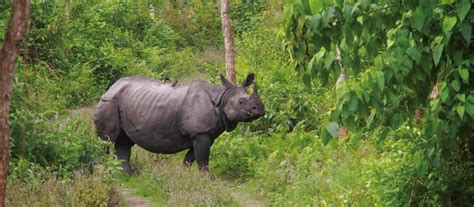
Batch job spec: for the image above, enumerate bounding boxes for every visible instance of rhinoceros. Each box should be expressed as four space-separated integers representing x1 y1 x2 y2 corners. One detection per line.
93 73 265 174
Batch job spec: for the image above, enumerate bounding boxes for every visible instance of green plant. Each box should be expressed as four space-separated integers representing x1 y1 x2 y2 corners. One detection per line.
283 0 474 204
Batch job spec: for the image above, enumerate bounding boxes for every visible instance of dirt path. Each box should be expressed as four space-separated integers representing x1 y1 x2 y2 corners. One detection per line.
231 191 265 207
117 187 150 207
69 105 265 206
117 181 264 207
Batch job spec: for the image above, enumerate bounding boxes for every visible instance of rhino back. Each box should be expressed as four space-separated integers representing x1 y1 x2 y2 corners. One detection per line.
117 80 189 151
96 76 225 153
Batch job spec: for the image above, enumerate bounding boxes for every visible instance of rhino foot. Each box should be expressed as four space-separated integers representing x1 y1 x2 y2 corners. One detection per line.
121 161 132 175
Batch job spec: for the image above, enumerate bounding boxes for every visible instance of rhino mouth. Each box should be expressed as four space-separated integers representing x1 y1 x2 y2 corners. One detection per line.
246 109 264 119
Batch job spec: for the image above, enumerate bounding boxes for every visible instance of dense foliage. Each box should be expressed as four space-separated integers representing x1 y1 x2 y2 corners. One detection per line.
1 0 472 205
283 0 473 205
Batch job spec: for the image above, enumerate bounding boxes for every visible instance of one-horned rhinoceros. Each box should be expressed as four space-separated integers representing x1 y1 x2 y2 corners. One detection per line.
93 73 265 174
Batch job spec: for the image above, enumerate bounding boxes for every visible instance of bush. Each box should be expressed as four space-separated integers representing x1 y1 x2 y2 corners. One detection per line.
6 164 120 206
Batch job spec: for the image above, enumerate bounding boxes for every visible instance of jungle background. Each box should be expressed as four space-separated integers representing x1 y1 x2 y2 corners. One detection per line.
0 0 473 206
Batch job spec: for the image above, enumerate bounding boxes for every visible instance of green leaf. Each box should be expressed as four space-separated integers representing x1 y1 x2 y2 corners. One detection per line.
432 153 441 168
442 16 457 35
456 0 471 21
284 4 294 23
460 21 472 42
406 47 422 63
348 93 359 112
417 159 427 176
459 69 469 81
451 79 461 92
440 82 449 101
308 0 322 14
375 71 385 92
324 51 335 69
327 122 339 138
440 0 455 4
457 94 466 102
430 36 444 66
457 105 465 119
321 129 331 145
465 101 474 117
452 50 463 66
308 14 321 31
411 7 426 31
303 73 312 88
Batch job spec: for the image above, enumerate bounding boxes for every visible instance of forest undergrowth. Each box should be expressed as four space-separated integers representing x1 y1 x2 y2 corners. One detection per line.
1 0 472 206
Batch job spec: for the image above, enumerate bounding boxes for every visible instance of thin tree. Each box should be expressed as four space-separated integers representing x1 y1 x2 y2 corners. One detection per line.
0 0 31 205
220 0 235 84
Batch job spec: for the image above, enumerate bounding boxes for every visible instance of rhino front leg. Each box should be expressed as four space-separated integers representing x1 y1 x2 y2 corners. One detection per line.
193 134 211 173
183 149 195 167
115 131 135 175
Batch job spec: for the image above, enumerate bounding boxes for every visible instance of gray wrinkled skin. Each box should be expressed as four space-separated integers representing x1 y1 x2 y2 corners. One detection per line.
93 73 264 174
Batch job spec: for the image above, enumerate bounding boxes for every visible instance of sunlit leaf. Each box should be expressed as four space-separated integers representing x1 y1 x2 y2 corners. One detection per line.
456 105 465 119
459 69 469 81
430 36 444 66
451 79 461 92
308 0 322 14
456 95 466 104
440 0 455 4
442 16 457 35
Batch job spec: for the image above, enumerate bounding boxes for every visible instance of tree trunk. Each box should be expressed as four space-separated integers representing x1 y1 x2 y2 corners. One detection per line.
335 47 348 139
0 0 31 205
220 0 235 84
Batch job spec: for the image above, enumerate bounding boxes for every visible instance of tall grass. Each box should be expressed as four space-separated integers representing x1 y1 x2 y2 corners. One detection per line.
6 166 121 206
120 148 239 206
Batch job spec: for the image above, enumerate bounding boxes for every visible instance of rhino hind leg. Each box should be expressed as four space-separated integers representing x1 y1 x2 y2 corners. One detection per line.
94 99 120 142
183 149 195 166
115 130 135 175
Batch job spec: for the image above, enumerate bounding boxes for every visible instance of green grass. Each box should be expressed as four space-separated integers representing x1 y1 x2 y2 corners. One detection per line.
6 166 121 206
117 148 241 206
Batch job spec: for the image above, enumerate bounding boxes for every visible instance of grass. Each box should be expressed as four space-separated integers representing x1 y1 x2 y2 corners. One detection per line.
118 147 242 206
6 166 121 206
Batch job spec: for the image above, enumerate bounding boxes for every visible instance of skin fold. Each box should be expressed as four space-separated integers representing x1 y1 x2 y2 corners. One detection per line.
93 73 265 175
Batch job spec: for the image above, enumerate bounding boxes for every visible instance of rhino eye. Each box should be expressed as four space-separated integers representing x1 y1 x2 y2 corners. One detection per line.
238 98 244 105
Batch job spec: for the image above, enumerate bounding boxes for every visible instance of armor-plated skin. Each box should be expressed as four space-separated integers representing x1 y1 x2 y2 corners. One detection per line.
93 74 264 174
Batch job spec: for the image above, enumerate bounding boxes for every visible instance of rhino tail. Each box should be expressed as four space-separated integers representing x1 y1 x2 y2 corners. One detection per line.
93 98 121 143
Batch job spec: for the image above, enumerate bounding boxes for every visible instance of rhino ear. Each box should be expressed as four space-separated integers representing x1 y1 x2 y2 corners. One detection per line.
241 73 255 88
220 74 234 88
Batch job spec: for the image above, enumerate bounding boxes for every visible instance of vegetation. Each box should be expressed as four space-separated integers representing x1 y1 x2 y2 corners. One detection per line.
0 0 472 205
283 0 474 205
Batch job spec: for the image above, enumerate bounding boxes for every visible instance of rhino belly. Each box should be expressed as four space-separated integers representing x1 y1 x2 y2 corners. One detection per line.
120 105 191 154
127 129 191 154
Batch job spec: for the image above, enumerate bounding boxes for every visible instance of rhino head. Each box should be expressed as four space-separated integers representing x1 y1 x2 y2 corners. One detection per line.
219 73 265 122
